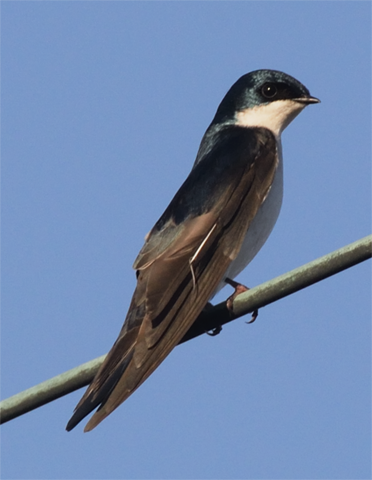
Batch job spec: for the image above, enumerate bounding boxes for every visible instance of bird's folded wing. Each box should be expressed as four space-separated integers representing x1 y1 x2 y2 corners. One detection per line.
66 127 277 431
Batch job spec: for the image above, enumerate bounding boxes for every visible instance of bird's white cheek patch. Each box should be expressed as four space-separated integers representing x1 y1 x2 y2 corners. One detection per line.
235 100 305 137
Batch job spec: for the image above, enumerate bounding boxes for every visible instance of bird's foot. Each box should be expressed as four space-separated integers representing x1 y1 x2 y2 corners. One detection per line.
225 278 258 323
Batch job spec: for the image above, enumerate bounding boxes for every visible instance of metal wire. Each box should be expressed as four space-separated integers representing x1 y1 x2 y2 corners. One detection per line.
1 235 370 425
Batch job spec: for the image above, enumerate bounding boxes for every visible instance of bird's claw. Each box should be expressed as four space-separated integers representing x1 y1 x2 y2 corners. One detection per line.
245 309 258 324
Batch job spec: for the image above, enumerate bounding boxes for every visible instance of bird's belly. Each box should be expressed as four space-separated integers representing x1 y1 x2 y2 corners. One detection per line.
215 155 283 294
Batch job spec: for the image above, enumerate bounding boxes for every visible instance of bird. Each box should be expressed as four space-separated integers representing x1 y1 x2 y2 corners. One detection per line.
66 69 319 432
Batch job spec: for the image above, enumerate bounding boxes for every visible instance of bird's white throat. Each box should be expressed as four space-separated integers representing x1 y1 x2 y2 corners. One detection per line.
236 99 306 138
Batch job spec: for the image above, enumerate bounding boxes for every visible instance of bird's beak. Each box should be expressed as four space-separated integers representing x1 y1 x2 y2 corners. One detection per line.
295 96 321 105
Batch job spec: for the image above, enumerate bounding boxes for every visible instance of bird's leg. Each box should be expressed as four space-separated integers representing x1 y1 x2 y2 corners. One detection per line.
225 278 258 323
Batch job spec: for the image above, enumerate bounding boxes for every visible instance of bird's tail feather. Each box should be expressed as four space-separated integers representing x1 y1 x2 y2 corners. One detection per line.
65 350 134 431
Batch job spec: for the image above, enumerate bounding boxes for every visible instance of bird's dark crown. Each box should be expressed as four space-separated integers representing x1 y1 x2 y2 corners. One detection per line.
213 69 313 124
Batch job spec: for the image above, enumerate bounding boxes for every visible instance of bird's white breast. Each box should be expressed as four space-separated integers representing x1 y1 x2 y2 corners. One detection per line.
215 140 283 294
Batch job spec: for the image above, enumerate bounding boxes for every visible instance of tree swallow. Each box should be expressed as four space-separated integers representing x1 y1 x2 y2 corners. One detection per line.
66 69 319 431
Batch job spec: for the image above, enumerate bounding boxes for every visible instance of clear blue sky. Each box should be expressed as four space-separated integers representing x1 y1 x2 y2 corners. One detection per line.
2 2 371 479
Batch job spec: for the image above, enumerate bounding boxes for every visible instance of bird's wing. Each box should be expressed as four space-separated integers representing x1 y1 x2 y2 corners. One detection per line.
66 126 278 431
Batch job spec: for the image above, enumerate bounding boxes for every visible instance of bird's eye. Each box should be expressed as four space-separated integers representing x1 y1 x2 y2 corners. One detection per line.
261 83 278 99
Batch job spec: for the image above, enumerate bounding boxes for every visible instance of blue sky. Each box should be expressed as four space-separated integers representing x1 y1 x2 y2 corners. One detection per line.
2 2 371 479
